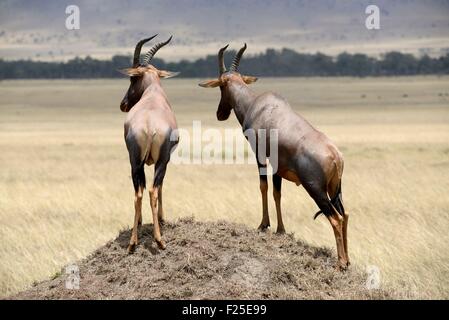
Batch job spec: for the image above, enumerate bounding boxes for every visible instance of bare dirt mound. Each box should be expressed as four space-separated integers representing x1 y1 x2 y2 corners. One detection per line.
14 218 393 299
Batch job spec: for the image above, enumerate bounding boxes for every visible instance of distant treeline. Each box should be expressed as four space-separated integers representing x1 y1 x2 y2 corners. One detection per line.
1 48 449 79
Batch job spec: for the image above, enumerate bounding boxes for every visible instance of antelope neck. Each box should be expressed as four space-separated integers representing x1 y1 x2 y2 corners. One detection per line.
228 81 256 126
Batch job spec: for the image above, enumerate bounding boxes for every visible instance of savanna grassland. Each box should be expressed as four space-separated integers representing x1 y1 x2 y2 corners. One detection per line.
0 76 448 298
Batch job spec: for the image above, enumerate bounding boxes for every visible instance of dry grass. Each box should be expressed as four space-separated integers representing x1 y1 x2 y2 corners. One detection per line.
0 76 448 298
13 218 398 300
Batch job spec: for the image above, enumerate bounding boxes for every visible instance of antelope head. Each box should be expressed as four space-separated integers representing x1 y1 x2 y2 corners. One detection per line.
120 35 178 112
199 44 258 121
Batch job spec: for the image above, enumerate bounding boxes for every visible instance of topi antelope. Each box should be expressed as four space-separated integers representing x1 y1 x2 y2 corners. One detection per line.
199 44 349 269
120 35 179 252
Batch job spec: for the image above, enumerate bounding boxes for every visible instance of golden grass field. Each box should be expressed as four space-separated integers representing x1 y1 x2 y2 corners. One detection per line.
0 76 448 298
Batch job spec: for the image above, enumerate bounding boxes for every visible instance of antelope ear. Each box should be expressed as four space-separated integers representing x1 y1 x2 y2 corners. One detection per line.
242 75 258 85
198 79 222 88
119 67 144 77
158 70 180 79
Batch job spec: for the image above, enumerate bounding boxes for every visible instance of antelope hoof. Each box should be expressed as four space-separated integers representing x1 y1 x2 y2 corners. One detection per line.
257 223 270 231
336 261 349 272
156 239 166 250
276 227 286 234
127 242 137 254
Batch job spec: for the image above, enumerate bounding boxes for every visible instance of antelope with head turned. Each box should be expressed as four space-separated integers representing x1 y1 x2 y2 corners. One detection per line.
120 35 179 252
199 44 349 270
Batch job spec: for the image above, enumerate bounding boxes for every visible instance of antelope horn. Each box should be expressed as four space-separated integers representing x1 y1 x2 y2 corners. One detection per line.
218 44 229 75
142 35 173 65
230 43 247 72
133 34 158 67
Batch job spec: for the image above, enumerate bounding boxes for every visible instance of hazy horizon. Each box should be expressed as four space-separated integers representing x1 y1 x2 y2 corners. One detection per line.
0 0 448 62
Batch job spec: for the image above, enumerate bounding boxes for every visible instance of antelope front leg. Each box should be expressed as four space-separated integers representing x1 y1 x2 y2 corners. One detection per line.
149 186 165 249
273 174 285 234
128 186 143 254
257 175 270 231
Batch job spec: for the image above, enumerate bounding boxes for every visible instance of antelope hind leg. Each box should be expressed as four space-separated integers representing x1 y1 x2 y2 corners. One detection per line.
327 211 348 271
157 184 165 225
150 186 165 249
273 174 285 234
342 211 349 265
128 186 143 254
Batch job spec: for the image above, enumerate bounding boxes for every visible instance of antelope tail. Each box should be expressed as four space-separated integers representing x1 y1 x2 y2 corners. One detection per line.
314 182 344 219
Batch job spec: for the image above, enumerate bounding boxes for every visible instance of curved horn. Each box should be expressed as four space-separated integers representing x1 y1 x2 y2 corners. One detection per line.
142 35 173 66
218 44 229 75
230 43 247 72
133 34 158 67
